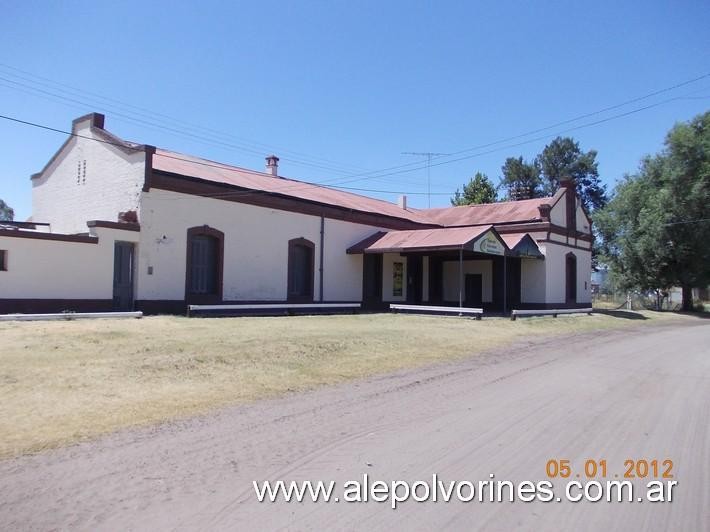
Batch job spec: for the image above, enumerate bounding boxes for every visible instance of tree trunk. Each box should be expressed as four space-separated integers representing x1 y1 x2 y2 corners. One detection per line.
681 285 693 311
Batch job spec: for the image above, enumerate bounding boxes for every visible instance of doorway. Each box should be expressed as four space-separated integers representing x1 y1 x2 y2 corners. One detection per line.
465 274 483 307
406 255 423 303
112 242 134 311
565 253 577 304
362 254 383 309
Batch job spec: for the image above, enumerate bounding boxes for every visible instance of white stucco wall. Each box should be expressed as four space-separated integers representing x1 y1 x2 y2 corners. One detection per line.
442 260 493 303
137 189 381 302
0 226 138 300
549 197 566 227
549 232 567 244
576 203 591 234
31 118 146 234
520 257 547 303
323 219 382 301
543 242 592 304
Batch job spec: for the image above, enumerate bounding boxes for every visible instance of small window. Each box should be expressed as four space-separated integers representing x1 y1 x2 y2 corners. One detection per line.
0 250 7 271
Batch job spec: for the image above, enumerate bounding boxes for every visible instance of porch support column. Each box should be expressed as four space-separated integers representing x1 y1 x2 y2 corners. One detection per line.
503 254 507 315
459 248 463 308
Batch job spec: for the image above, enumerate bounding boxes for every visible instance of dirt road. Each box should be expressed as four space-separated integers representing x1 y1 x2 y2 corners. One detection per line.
1 319 708 531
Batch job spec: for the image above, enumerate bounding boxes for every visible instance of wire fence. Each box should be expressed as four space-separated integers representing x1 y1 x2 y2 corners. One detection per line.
592 290 708 311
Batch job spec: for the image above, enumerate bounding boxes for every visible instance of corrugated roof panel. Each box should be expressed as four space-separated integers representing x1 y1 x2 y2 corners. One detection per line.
152 149 434 224
350 225 497 253
422 197 550 226
150 149 554 228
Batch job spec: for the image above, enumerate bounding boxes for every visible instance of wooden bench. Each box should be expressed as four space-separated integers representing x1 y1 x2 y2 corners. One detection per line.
187 303 361 317
511 308 593 321
0 311 143 322
390 304 483 319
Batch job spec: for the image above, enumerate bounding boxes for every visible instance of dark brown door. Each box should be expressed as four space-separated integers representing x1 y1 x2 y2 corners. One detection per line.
362 254 383 309
406 256 423 303
465 274 483 307
287 239 314 302
566 254 577 304
113 242 134 311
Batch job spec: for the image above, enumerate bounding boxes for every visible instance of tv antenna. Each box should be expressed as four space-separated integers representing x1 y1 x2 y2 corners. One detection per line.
401 151 449 208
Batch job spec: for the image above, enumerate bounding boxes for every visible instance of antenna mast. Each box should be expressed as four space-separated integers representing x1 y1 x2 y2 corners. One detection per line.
401 151 448 208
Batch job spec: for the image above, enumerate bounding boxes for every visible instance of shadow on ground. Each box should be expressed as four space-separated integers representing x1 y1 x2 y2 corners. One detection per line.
593 309 648 320
594 308 710 321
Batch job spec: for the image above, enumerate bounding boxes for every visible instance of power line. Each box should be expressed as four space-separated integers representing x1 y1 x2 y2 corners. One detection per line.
329 88 710 186
0 113 454 200
0 62 372 174
1 62 707 190
292 72 710 187
0 68 372 178
665 218 710 226
1 73 708 202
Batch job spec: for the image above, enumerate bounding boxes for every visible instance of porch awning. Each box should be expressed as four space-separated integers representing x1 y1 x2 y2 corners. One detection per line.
347 225 509 255
500 233 544 258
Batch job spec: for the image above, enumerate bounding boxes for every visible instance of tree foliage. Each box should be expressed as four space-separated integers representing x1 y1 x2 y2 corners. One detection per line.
536 137 608 211
450 172 497 206
0 199 13 221
499 157 543 200
595 111 710 310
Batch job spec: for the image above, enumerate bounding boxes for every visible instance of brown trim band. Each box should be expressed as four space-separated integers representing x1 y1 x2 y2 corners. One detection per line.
150 171 432 231
495 221 592 243
0 299 113 314
0 228 98 244
87 220 141 232
0 221 51 229
538 238 592 251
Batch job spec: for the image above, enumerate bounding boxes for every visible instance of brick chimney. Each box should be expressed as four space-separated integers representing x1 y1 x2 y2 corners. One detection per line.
560 176 576 231
265 155 279 177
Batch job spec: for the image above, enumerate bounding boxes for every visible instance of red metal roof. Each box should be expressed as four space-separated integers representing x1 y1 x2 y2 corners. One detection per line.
347 225 501 253
152 149 434 225
500 233 526 249
500 232 544 258
150 149 555 228
421 197 550 226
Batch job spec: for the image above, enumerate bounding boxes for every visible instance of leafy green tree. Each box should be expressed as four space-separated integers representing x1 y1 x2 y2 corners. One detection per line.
450 172 497 206
500 156 543 200
0 199 13 221
536 137 608 211
595 111 710 311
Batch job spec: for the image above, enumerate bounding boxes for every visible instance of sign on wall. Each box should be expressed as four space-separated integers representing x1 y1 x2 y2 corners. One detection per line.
392 262 403 296
472 231 505 256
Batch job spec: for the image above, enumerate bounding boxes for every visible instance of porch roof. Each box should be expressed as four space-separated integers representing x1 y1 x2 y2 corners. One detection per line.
501 233 544 258
347 225 509 255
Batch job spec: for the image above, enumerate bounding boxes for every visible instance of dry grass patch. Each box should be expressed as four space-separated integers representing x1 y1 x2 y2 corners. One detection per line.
0 311 680 457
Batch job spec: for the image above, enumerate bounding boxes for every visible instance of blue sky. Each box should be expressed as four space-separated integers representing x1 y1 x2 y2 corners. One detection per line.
1 0 708 221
